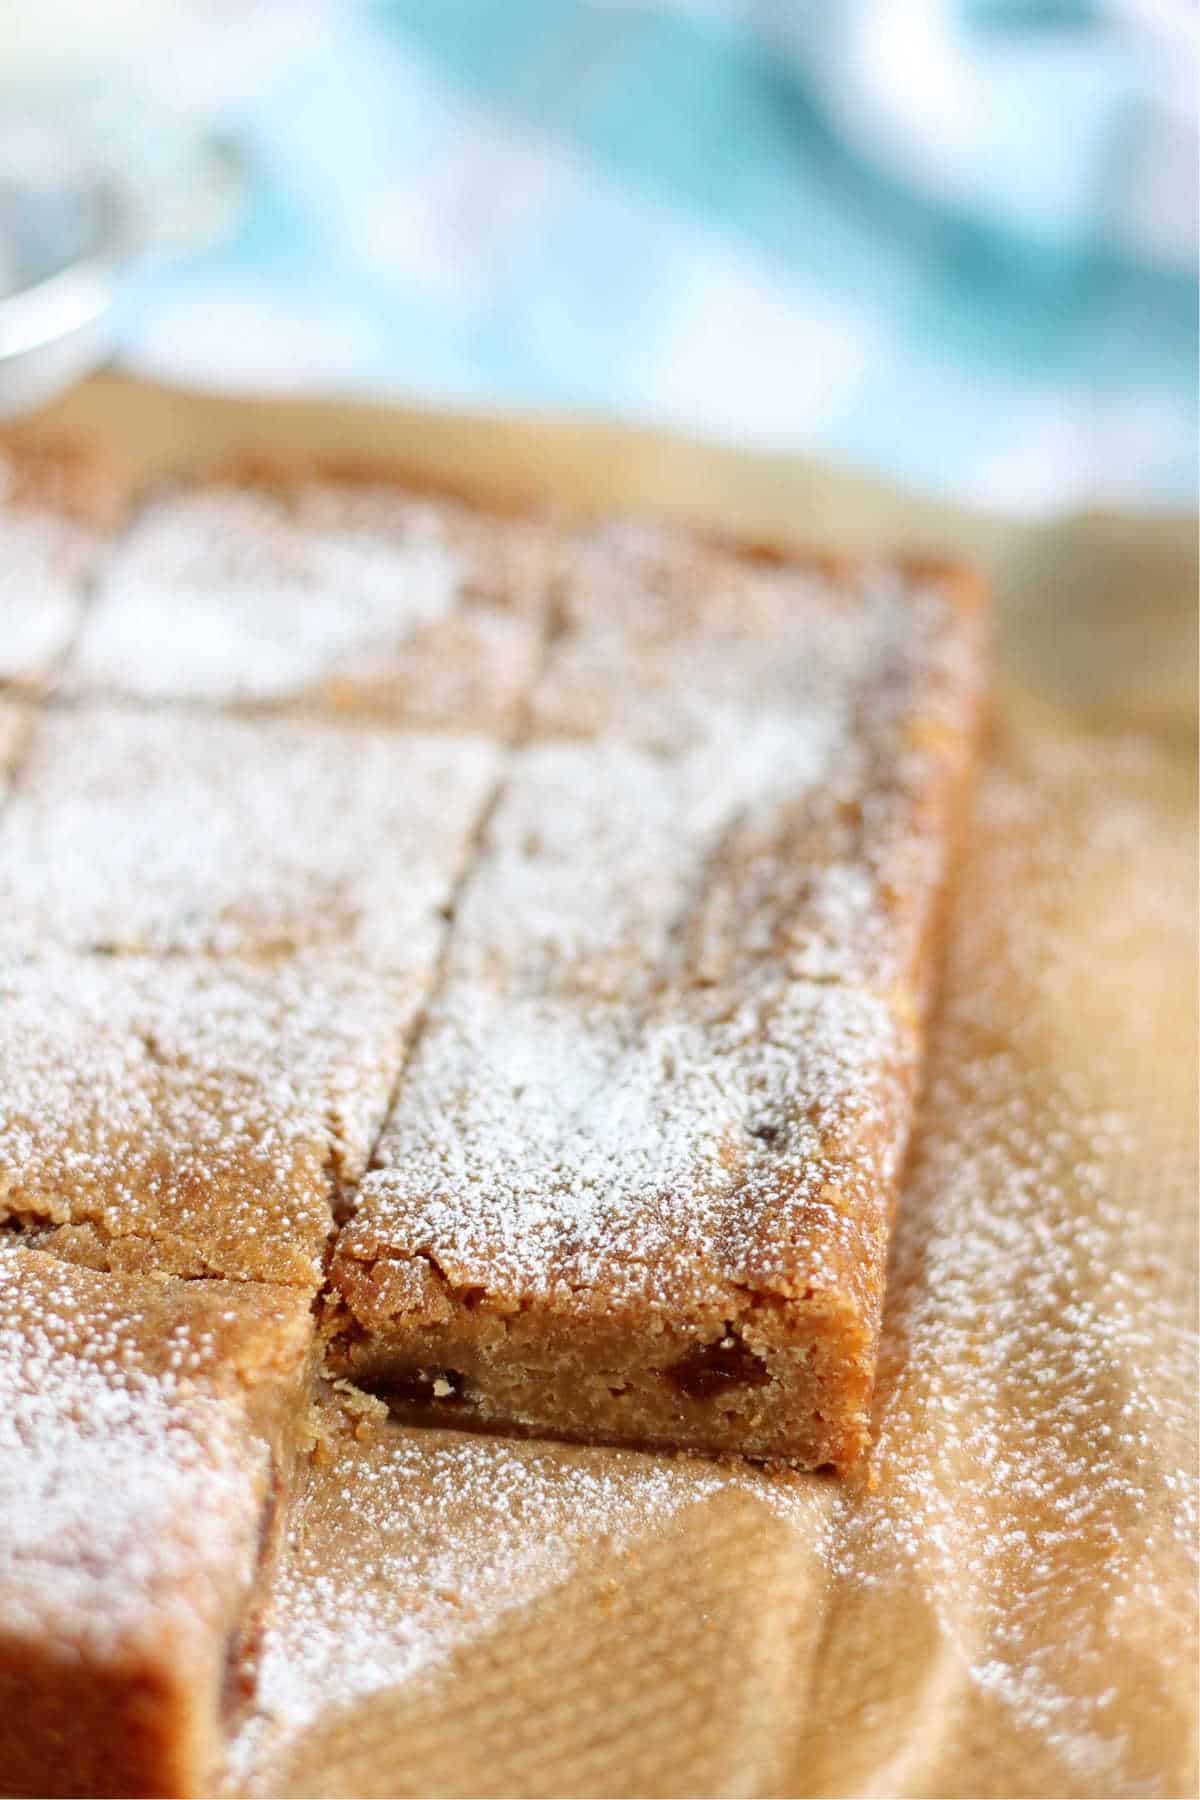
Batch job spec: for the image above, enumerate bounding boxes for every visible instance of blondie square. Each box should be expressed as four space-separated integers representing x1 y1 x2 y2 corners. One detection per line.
69 472 552 728
325 533 986 1469
0 953 409 1286
0 1246 312 1797
534 521 986 999
0 705 499 965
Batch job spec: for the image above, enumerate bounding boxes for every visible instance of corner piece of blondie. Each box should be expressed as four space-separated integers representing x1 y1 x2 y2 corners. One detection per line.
0 1247 313 1797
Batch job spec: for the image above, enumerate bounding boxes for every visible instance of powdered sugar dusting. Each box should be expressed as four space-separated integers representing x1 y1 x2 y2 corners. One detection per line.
540 525 985 994
342 721 925 1310
0 1247 297 1664
0 451 100 687
819 722 1198 1789
0 706 499 965
0 953 415 1285
355 976 911 1309
68 482 550 723
542 523 980 752
224 1407 766 1790
454 726 846 993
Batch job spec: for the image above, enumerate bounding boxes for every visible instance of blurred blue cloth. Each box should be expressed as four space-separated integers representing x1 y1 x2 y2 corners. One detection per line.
119 0 1198 512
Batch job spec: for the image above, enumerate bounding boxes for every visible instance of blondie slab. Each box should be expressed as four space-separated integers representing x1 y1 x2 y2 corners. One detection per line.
326 541 986 1469
535 520 987 997
0 705 499 964
0 1246 312 1798
0 953 411 1286
68 473 552 726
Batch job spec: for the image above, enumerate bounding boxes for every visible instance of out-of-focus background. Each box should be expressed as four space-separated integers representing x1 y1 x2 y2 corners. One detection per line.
1 0 1196 513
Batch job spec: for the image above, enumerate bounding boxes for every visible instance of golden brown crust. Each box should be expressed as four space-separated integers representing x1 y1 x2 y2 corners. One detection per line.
200 447 550 522
0 430 131 529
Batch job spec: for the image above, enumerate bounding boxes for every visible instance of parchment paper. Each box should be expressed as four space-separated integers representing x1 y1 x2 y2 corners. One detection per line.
30 377 1198 1799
